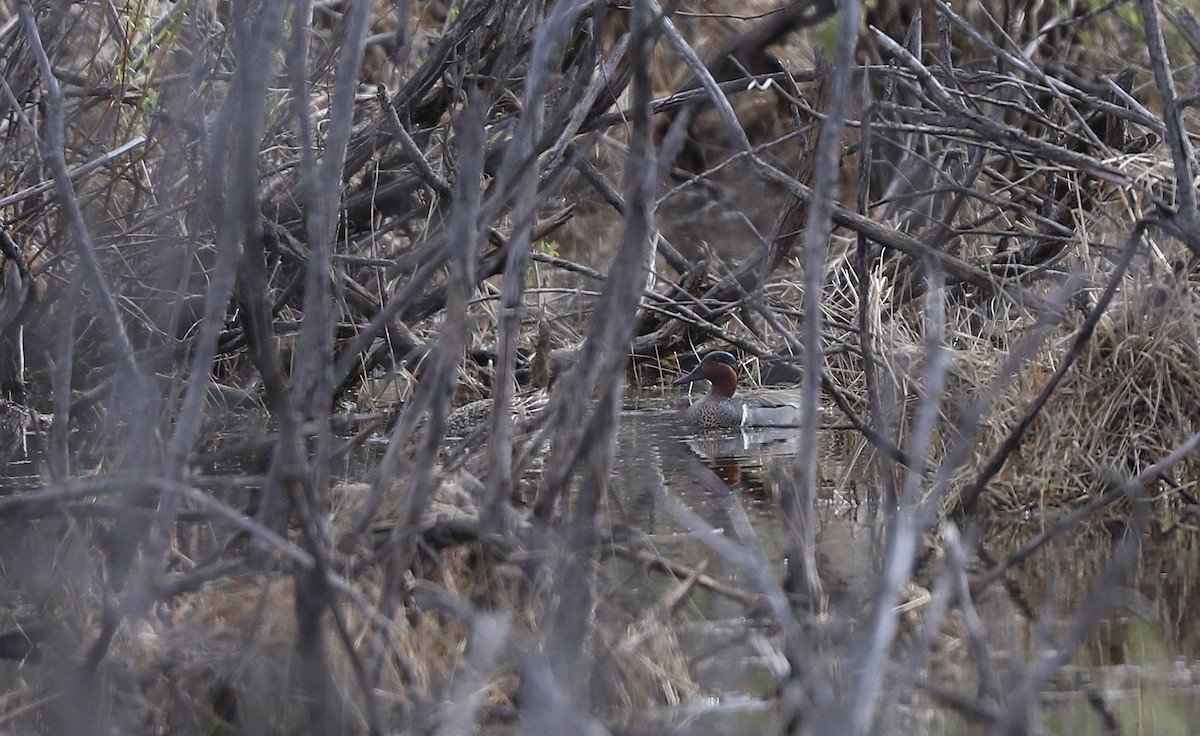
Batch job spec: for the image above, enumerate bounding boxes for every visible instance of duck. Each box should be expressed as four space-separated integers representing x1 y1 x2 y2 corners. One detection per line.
388 345 579 443
448 342 583 438
0 398 47 467
444 391 550 440
673 350 804 428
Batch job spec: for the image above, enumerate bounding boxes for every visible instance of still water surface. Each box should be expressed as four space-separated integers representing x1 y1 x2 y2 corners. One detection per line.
5 389 1192 734
607 389 1200 735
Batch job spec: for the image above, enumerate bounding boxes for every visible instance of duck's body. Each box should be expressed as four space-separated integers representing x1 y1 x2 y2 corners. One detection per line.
682 389 806 429
674 351 803 428
445 391 550 439
444 344 577 439
0 399 42 466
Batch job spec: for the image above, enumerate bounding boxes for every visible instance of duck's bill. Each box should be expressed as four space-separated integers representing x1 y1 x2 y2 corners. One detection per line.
673 366 706 385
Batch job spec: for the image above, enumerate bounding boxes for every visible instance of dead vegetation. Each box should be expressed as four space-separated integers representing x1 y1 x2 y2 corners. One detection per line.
0 0 1199 733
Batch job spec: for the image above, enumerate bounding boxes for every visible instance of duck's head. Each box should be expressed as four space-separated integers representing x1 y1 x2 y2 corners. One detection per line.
673 350 740 397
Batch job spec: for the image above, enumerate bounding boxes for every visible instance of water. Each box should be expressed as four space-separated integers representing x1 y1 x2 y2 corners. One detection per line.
4 392 1195 734
609 388 1200 734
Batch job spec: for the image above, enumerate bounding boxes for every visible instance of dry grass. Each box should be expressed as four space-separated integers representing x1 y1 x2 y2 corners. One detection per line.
3 0 1200 733
999 274 1200 508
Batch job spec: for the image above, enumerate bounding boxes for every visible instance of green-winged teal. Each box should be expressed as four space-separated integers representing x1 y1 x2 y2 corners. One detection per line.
674 351 804 428
395 346 578 442
444 391 550 440
0 399 47 466
445 344 578 439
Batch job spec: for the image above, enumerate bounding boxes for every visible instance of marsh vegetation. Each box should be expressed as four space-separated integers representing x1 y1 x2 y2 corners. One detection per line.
1 0 1199 733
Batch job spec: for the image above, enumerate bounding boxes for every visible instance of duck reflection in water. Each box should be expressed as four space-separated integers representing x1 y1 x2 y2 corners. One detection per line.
684 428 807 496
